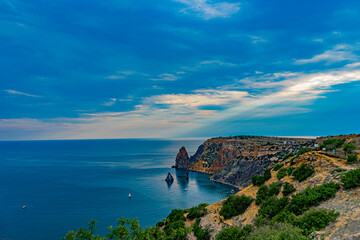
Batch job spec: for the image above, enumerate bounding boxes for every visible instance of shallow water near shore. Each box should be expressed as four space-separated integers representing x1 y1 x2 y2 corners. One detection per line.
0 139 235 240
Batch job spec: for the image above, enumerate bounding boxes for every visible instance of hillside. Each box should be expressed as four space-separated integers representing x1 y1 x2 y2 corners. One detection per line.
188 134 360 239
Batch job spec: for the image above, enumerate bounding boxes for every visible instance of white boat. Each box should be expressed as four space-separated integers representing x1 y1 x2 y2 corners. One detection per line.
129 193 131 198
184 188 188 191
22 205 26 209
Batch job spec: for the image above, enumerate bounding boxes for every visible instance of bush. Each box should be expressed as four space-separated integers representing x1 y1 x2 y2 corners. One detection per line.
187 203 208 219
216 225 253 240
282 182 296 196
347 154 358 164
252 175 265 186
268 182 283 196
220 195 254 219
256 185 269 205
341 168 360 189
277 168 287 180
321 138 346 150
257 196 290 221
255 183 282 205
285 182 340 215
287 167 294 176
292 209 339 236
263 169 272 181
283 152 294 161
273 163 284 171
292 164 315 182
193 218 211 240
343 143 356 153
252 169 272 186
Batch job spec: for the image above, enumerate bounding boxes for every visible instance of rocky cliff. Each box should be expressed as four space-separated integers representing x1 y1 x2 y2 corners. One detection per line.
176 136 314 187
175 146 190 169
185 134 360 240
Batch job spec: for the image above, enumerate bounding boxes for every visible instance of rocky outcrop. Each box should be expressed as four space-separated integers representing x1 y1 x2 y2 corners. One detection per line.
175 146 190 169
179 136 314 188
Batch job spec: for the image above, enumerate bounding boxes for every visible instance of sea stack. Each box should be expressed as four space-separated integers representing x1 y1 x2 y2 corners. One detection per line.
175 146 190 169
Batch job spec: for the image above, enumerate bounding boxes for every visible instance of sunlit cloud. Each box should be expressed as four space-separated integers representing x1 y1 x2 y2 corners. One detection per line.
295 44 358 65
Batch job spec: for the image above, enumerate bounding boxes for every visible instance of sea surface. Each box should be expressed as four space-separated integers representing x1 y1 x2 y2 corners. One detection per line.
0 139 235 240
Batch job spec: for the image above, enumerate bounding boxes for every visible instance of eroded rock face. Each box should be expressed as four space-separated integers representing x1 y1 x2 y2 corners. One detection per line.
175 146 190 169
185 136 315 187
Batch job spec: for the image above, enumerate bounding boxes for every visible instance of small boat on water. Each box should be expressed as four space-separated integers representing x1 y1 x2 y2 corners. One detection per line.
22 205 26 209
184 188 188 191
230 189 235 194
129 193 131 198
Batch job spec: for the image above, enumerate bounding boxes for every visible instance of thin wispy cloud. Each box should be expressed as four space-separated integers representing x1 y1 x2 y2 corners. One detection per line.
150 73 180 81
4 90 42 98
295 44 358 65
175 0 241 19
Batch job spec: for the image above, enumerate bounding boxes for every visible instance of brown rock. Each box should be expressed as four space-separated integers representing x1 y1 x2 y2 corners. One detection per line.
175 146 190 169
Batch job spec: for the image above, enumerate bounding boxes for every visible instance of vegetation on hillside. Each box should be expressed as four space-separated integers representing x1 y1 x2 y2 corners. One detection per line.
219 195 254 219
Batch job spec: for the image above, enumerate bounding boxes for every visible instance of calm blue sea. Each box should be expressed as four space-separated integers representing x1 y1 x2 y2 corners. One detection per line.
0 139 235 240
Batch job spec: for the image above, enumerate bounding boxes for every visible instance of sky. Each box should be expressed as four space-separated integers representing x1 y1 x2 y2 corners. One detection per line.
1 0 360 140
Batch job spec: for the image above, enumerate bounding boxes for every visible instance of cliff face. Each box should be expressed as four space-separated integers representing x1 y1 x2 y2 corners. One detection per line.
176 136 314 187
175 146 190 169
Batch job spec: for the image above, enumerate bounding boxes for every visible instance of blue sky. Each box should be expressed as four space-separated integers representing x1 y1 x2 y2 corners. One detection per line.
1 0 360 140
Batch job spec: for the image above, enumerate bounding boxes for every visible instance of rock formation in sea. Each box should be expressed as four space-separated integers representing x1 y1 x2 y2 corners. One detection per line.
175 146 190 169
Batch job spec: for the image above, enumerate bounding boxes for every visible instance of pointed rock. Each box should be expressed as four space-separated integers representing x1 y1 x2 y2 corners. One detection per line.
175 146 190 169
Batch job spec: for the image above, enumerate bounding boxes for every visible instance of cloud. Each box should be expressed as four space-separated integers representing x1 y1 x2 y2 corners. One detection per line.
145 89 249 109
248 35 267 44
295 44 358 65
175 0 240 19
4 89 42 98
150 73 180 81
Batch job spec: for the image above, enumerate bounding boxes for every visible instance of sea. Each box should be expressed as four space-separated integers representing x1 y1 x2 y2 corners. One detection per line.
0 139 235 240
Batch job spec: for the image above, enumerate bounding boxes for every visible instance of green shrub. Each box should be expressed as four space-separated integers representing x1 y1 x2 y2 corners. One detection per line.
282 182 296 196
283 152 294 161
268 182 282 196
167 209 186 223
292 164 315 182
256 185 269 205
193 218 211 240
247 222 306 240
292 209 339 236
252 169 272 186
347 154 358 164
252 175 265 186
277 168 287 180
187 203 208 219
255 183 282 205
220 195 254 219
273 163 284 171
285 182 340 215
257 196 290 221
287 167 294 176
341 168 360 189
216 225 253 240
263 169 272 181
321 138 346 150
343 143 356 153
